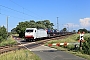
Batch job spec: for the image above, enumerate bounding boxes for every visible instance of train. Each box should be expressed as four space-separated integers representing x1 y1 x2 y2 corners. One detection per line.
25 28 74 41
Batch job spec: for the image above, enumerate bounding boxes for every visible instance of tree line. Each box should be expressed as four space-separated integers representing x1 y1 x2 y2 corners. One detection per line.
61 28 90 33
78 28 90 33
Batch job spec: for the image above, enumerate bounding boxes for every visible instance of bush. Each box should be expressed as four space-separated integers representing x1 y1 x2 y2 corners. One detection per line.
0 39 17 46
0 26 7 42
82 34 90 55
67 45 75 50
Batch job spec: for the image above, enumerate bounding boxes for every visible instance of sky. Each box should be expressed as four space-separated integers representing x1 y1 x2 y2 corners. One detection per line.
0 0 90 32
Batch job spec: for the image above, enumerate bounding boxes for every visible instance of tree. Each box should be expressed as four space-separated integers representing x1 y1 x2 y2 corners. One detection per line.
78 29 88 33
87 30 90 33
11 28 17 34
72 30 76 33
43 20 54 29
62 28 67 32
36 21 46 29
36 20 54 29
0 26 7 41
29 20 36 28
15 21 30 37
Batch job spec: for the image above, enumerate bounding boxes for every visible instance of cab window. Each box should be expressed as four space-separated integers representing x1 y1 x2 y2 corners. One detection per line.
35 30 36 32
26 30 33 32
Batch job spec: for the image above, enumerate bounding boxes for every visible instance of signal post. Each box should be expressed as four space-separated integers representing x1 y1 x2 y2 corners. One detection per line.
78 31 85 50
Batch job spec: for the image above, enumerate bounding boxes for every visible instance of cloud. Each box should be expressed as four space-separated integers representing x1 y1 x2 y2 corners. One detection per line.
64 23 79 28
80 18 90 28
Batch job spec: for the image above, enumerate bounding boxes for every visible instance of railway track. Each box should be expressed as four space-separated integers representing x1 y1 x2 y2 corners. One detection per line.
0 34 73 54
0 44 24 54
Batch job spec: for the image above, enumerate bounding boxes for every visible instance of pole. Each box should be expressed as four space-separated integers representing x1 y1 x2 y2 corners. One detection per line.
67 24 69 32
72 24 73 32
80 39 82 50
79 32 84 51
57 17 59 30
68 25 69 32
7 16 8 40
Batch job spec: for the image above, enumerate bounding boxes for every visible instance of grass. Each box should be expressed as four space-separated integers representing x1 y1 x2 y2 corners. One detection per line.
45 34 79 45
0 49 41 60
47 33 90 44
0 34 41 60
0 39 17 46
12 34 19 36
45 34 90 60
0 35 17 46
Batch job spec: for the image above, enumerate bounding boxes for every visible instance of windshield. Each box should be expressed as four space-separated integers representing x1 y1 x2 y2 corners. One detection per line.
26 30 33 32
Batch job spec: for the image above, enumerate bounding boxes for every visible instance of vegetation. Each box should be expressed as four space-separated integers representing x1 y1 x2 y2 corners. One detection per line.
0 26 7 42
11 28 17 34
47 34 79 44
82 34 90 55
78 28 88 33
0 25 40 60
62 28 67 32
0 37 17 46
0 25 17 47
0 49 41 60
11 20 54 38
46 33 90 60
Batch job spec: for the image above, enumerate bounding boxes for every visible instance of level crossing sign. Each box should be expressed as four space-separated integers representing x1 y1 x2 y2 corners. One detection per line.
78 31 85 41
80 33 84 40
78 31 85 42
78 31 85 50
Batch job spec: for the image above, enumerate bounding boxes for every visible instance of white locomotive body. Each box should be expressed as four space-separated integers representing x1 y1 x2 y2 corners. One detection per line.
25 28 47 41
